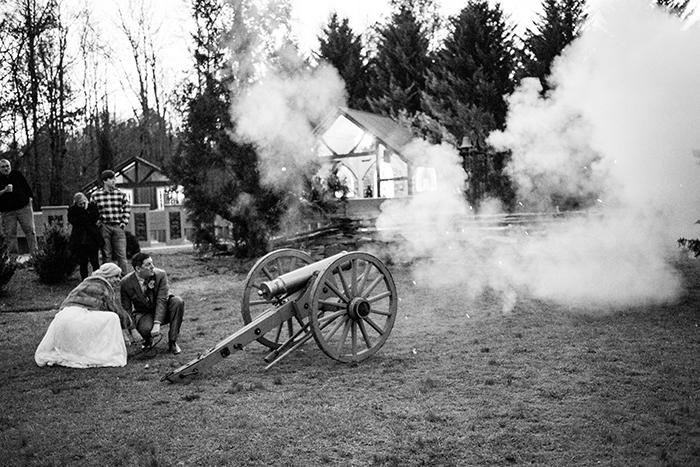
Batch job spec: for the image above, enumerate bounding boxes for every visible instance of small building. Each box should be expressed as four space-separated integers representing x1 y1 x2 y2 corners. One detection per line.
314 107 437 220
79 156 190 246
82 156 184 210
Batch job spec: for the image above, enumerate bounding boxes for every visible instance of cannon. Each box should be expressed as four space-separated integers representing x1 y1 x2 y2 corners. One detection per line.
162 249 398 383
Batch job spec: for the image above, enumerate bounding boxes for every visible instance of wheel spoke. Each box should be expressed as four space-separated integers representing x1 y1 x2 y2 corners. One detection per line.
358 318 373 348
357 261 371 296
350 259 359 296
336 319 351 355
274 258 284 274
360 275 383 298
318 309 346 325
323 314 347 340
368 307 392 317
318 299 345 309
323 278 349 303
367 290 392 303
363 315 385 335
351 320 358 356
261 266 275 281
336 263 352 299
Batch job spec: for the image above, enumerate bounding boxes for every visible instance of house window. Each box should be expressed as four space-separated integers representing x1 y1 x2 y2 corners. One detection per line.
122 189 134 205
157 186 185 209
414 167 438 192
379 160 395 198
336 165 358 198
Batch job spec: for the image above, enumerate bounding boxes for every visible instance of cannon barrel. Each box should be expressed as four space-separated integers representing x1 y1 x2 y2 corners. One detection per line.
259 251 347 300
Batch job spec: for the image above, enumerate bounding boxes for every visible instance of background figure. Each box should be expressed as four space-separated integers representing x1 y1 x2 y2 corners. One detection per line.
91 169 130 274
0 159 37 255
34 263 141 368
121 252 184 355
68 192 103 280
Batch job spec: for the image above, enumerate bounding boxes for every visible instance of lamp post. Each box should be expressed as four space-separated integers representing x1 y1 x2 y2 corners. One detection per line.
459 135 485 205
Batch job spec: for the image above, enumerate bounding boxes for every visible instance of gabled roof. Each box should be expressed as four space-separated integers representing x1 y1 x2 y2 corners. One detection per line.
82 156 170 193
316 107 415 156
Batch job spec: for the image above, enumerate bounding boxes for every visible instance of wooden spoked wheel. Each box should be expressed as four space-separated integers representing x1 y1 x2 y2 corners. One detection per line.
241 249 313 349
308 251 398 363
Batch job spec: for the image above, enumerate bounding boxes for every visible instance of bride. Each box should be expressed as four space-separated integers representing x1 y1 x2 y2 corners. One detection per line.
35 262 142 368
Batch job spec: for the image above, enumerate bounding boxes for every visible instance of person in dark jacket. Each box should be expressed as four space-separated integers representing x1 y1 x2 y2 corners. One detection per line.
0 159 37 254
121 252 185 354
68 192 104 280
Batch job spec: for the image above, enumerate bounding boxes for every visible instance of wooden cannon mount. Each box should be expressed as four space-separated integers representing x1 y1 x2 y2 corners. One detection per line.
162 249 398 383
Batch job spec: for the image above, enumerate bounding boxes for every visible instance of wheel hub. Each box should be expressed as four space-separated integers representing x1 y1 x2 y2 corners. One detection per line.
348 297 371 320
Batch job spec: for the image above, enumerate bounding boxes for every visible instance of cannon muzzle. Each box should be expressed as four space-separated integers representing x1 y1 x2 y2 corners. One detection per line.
258 251 347 300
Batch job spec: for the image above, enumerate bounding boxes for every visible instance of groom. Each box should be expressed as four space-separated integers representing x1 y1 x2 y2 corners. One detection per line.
121 252 185 354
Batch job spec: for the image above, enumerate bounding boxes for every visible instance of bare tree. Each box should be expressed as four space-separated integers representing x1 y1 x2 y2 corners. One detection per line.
42 2 72 204
1 0 73 207
72 4 115 181
112 0 171 166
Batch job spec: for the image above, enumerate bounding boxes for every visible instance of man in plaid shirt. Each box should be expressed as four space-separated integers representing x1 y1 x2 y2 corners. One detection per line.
91 169 130 274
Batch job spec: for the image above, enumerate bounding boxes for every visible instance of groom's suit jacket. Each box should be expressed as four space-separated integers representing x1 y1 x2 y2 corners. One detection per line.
120 268 170 323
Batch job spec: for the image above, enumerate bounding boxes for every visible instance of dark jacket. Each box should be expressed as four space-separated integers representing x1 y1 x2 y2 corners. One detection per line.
0 170 34 212
121 268 170 323
68 202 103 251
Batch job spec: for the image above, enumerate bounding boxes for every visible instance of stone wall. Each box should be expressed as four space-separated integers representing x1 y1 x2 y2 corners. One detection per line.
15 204 195 252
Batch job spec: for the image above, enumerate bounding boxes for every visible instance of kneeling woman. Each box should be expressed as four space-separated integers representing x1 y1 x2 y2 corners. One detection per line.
35 263 142 368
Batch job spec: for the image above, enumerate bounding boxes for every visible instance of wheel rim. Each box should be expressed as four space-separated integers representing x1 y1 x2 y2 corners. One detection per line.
241 249 313 349
309 252 397 363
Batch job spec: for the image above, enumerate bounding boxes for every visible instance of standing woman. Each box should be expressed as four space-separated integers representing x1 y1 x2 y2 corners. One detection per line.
68 192 102 280
35 263 141 368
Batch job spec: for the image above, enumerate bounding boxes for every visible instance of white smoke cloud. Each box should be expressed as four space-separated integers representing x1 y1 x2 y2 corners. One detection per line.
377 0 700 311
375 139 470 260
546 0 700 236
232 61 346 189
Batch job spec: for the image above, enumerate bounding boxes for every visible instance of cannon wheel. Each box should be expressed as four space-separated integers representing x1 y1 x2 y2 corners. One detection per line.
308 251 398 363
241 249 314 349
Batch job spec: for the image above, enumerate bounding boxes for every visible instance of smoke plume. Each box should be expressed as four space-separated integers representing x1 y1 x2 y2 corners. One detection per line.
230 44 346 230
378 0 700 311
233 61 346 190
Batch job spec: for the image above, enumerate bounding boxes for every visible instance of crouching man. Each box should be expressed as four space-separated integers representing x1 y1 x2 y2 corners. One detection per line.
121 252 184 354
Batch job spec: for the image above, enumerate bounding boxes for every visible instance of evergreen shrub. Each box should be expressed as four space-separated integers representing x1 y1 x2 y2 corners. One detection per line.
0 230 16 293
32 223 76 284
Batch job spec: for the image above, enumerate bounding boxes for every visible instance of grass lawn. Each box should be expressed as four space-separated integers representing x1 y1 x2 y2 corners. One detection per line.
1 248 699 466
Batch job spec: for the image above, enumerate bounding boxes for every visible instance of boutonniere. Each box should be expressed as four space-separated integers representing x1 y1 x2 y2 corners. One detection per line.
146 277 156 290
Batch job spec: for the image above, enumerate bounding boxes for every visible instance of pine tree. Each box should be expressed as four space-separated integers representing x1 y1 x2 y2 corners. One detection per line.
367 3 431 116
425 0 516 137
316 13 370 111
168 0 284 257
519 0 588 94
422 0 517 209
656 0 694 19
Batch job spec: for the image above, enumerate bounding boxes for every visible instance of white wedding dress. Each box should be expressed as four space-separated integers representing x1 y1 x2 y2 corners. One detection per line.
35 306 127 368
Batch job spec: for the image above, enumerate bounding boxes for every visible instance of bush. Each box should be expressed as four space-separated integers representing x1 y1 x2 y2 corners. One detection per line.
32 223 76 284
0 230 16 294
125 230 141 259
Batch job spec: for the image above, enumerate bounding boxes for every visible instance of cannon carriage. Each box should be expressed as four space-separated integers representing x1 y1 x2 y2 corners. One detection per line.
162 249 398 383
